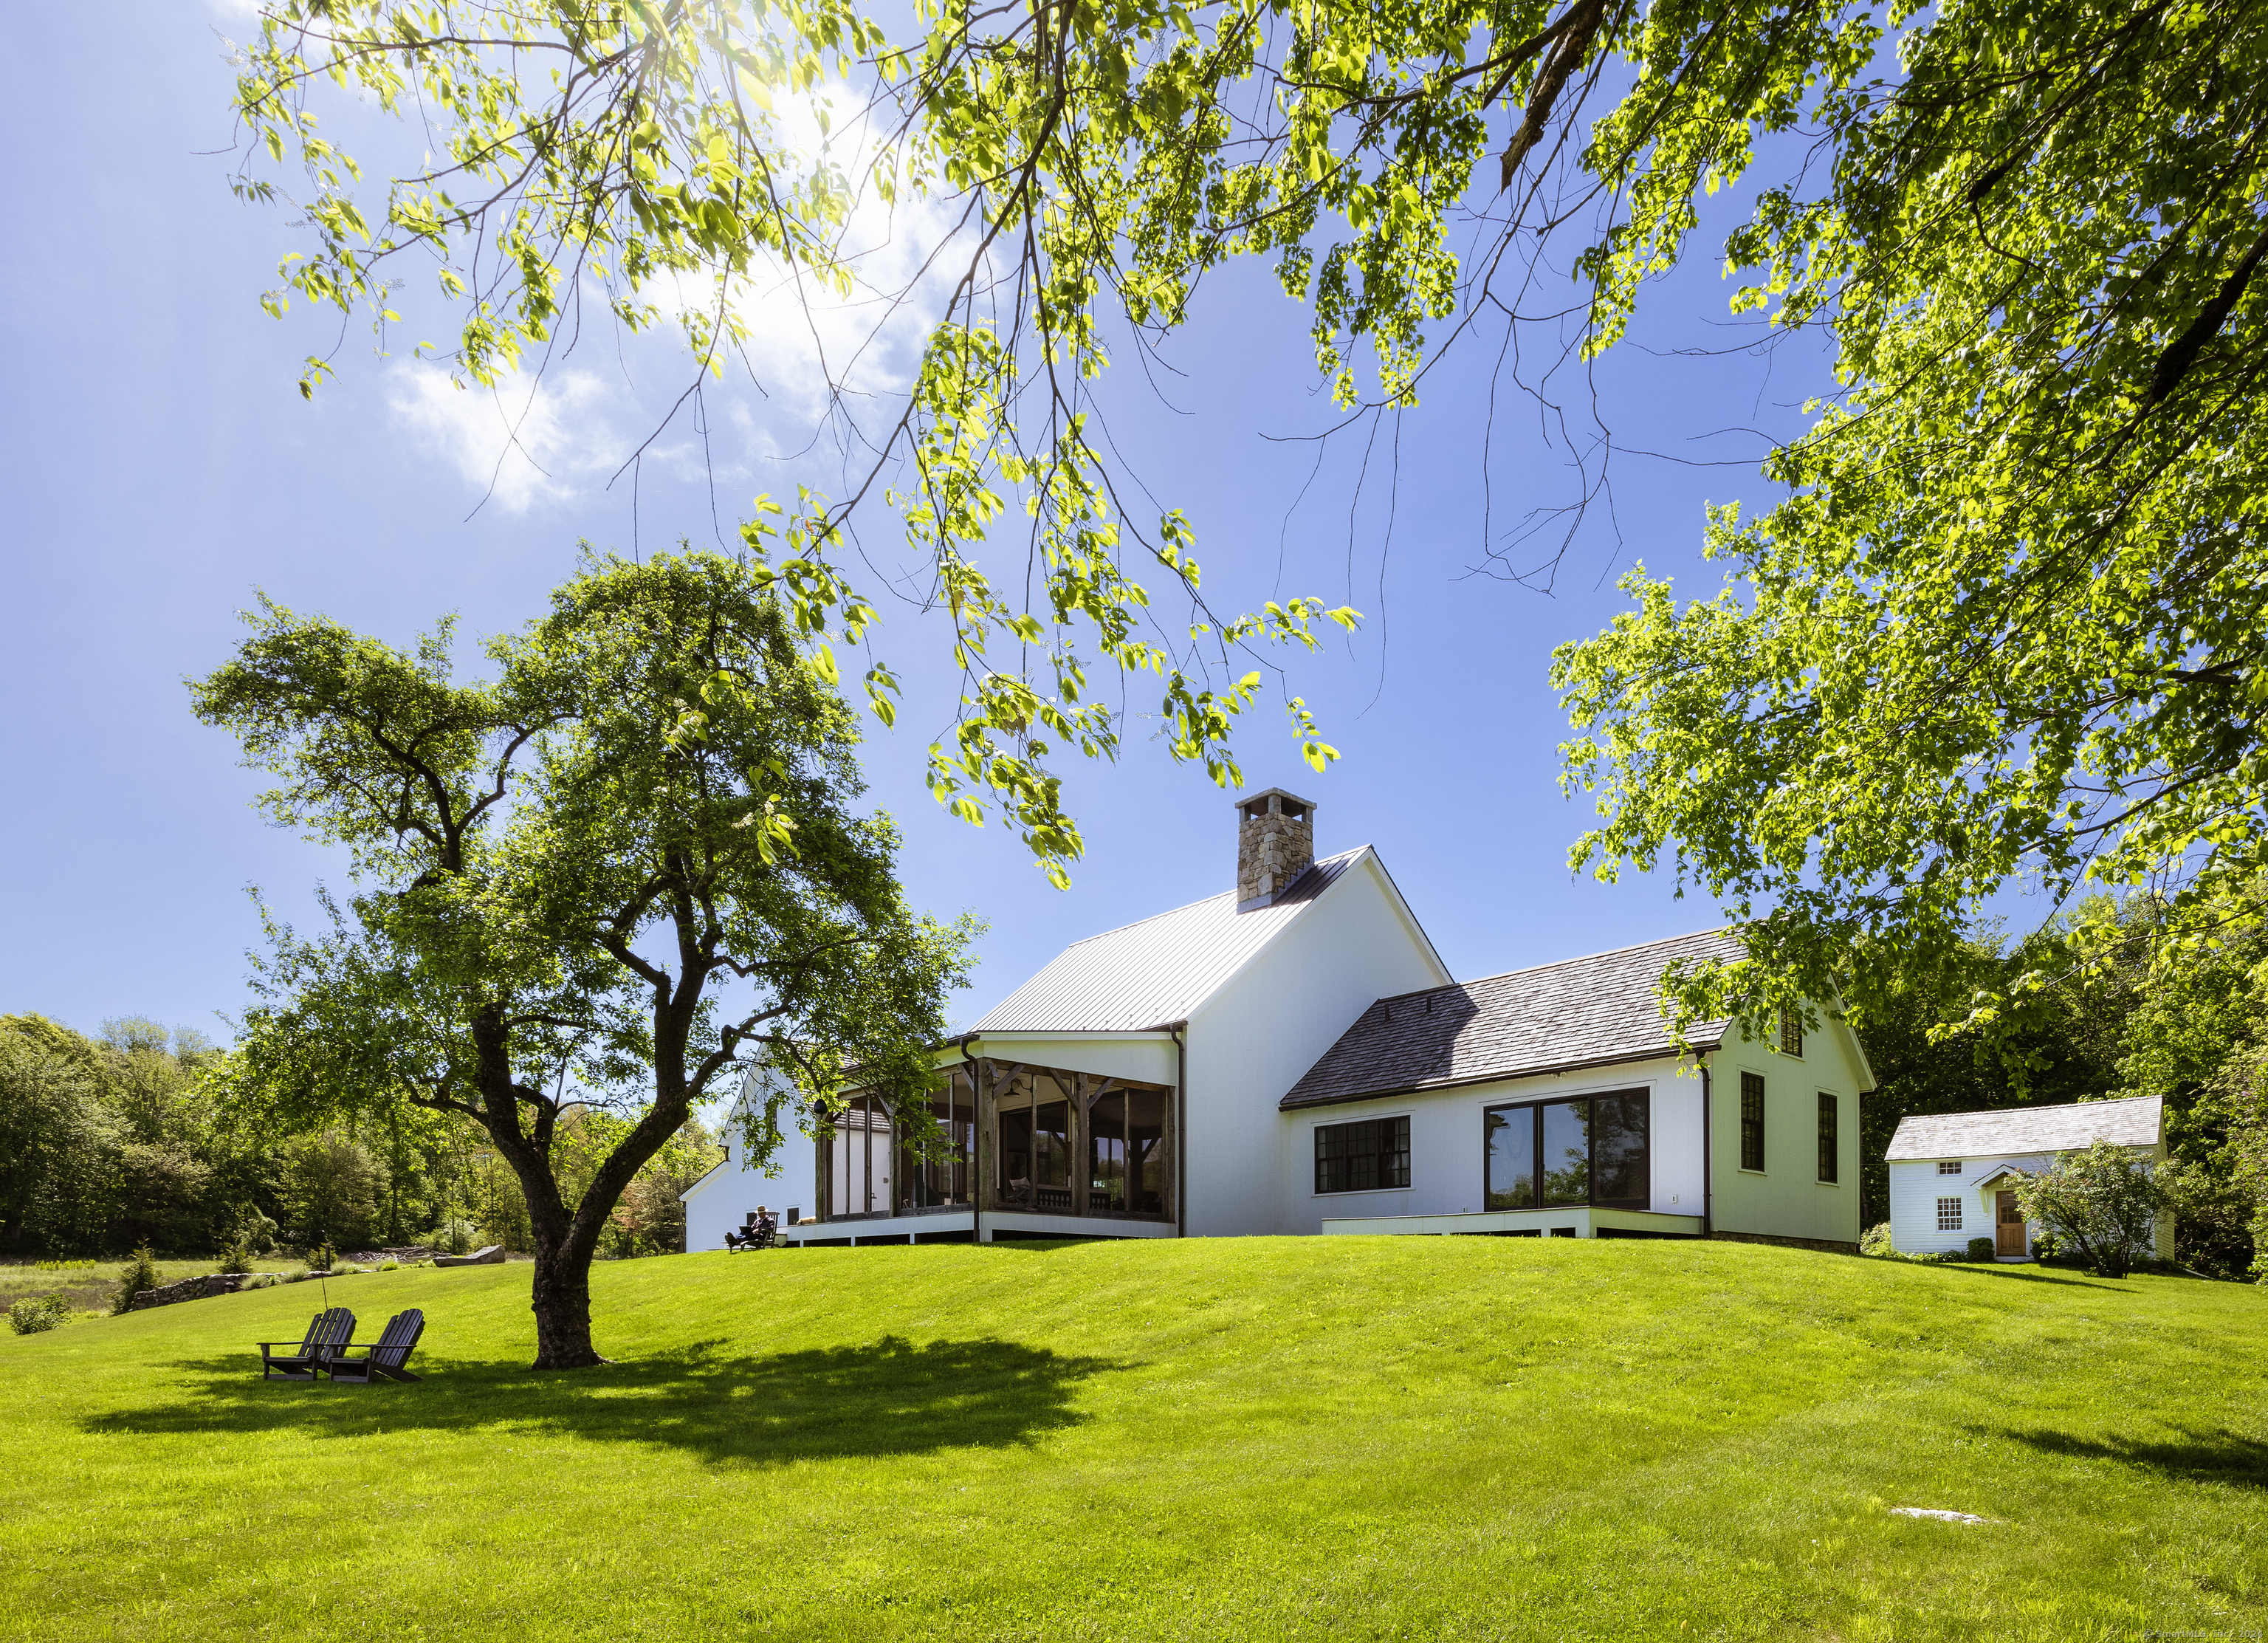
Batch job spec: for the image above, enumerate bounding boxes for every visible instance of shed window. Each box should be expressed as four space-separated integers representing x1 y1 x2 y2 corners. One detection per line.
1817 1092 1839 1184
1936 1196 1963 1232
1779 1008 1804 1058
1739 1072 1766 1172
1315 1116 1409 1194
1937 1159 1963 1176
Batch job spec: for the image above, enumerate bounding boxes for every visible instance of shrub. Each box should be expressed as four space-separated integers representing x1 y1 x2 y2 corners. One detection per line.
218 1233 255 1276
8 1294 72 1335
110 1246 162 1315
306 1243 335 1274
427 1218 477 1257
236 1205 280 1256
2012 1139 2168 1279
331 1261 360 1275
1860 1223 1894 1257
377 1258 399 1272
1968 1236 1998 1261
239 1273 278 1290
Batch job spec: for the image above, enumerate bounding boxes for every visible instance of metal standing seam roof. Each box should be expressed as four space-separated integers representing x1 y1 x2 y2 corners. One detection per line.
1884 1094 2163 1161
1279 928 1748 1110
966 846 1373 1034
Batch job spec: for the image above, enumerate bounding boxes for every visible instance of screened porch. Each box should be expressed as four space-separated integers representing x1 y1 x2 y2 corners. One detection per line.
811 1057 1177 1231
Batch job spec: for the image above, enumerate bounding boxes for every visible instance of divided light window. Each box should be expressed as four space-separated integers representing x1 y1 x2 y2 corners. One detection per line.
1779 1008 1804 1058
1816 1092 1838 1184
1484 1091 1649 1212
1937 1160 1963 1176
1739 1072 1766 1172
1936 1196 1963 1232
1315 1117 1410 1193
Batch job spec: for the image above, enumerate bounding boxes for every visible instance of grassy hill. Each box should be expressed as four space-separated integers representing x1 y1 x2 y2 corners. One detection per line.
1 1238 2261 1642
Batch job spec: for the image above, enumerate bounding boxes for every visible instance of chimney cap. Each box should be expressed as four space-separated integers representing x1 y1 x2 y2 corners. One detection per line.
1235 788 1318 822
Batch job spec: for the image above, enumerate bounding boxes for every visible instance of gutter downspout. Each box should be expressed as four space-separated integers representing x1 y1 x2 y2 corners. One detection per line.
1167 1021 1187 1239
1700 1060 1714 1238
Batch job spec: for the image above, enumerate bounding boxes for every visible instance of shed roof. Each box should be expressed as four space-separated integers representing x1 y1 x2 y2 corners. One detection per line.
1279 928 1745 1110
1884 1094 2162 1161
968 847 1395 1034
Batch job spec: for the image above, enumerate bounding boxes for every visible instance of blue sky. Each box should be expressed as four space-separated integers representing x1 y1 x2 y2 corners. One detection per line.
0 5 1835 1044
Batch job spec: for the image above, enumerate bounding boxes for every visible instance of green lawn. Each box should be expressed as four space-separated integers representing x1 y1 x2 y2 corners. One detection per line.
1 1238 2261 1642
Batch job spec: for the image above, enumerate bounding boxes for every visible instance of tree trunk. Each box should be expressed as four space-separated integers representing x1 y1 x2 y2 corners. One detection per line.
528 1235 603 1369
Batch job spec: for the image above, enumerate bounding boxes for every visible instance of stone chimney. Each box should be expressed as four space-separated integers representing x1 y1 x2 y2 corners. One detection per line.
1236 789 1316 910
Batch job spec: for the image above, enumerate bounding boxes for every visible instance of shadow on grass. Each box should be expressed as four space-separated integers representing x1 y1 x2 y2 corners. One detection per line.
80 1334 1114 1467
1927 1263 2130 1292
1990 1424 2268 1487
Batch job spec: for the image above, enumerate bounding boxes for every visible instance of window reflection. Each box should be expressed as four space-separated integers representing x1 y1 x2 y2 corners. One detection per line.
1485 1108 1536 1208
1591 1091 1648 1209
1483 1091 1649 1214
1541 1100 1590 1205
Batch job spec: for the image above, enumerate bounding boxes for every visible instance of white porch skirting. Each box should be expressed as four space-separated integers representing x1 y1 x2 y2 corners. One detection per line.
779 1207 1177 1246
1319 1207 1703 1238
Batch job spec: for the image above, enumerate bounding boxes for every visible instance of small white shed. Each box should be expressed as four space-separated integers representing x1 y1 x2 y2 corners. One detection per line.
1883 1095 2168 1260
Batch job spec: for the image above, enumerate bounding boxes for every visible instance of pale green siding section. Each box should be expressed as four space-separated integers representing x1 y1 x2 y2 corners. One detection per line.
1705 1008 1867 1246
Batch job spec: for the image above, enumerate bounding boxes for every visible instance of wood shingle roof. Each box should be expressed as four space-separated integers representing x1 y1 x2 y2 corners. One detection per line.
1279 928 1745 1110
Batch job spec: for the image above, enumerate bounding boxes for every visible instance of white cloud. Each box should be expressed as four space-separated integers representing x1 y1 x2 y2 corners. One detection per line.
384 90 972 514
385 365 631 515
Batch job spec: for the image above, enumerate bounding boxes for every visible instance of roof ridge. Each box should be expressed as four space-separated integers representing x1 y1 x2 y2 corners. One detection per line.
1364 926 1736 1004
1062 844 1372 947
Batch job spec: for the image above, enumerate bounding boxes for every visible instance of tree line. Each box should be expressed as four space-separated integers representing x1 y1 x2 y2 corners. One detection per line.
0 1012 723 1262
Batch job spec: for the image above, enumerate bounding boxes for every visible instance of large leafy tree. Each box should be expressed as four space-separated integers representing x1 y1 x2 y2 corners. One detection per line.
194 551 975 1368
227 0 2268 1021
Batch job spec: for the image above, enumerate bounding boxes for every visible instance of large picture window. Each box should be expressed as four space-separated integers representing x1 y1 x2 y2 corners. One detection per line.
1740 1072 1766 1172
1484 1091 1649 1212
1315 1116 1410 1193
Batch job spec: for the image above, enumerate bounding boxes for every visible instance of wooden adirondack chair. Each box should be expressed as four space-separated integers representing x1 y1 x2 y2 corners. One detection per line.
258 1308 355 1382
324 1309 425 1384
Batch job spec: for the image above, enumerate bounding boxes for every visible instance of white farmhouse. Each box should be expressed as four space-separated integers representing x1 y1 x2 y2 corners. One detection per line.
684 792 1872 1252
1883 1095 2169 1260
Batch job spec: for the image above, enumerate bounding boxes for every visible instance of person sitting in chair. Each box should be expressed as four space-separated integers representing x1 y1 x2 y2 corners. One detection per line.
752 1205 777 1249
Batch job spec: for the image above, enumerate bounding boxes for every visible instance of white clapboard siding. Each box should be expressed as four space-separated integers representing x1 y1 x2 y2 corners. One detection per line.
1887 1153 2055 1255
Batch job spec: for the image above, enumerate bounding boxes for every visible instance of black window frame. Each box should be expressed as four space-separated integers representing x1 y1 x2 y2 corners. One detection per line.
1313 1114 1411 1195
1816 1091 1838 1184
1739 1071 1766 1173
1778 1008 1804 1058
1480 1089 1651 1212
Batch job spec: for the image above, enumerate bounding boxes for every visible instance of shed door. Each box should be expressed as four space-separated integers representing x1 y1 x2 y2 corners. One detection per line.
1995 1191 2025 1257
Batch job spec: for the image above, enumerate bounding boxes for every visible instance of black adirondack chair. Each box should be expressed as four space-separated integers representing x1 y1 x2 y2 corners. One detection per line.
324 1308 425 1384
258 1308 356 1382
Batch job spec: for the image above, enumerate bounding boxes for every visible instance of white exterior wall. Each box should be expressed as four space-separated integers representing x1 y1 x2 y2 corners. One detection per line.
1181 856 1451 1237
682 1125 818 1252
1886 1147 2171 1258
1280 1056 1706 1235
1703 1015 1866 1247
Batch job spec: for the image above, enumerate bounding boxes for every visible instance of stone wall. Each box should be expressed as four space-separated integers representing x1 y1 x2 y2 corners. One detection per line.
1237 792 1316 905
126 1273 247 1311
